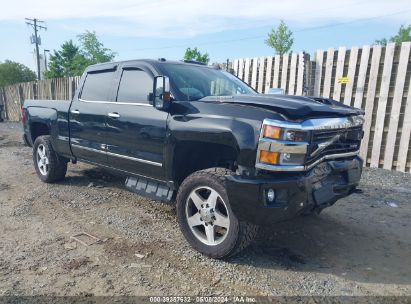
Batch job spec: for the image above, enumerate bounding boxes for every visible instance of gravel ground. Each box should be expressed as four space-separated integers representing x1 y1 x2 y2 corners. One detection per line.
0 122 411 297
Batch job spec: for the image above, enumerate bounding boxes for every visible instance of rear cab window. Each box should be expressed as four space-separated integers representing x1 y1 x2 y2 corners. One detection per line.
81 70 115 101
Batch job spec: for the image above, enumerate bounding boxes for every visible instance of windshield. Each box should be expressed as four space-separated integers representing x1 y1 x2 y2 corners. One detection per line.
159 63 257 101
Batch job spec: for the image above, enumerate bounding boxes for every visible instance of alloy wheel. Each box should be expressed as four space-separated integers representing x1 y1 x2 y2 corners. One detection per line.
36 144 49 175
185 186 230 246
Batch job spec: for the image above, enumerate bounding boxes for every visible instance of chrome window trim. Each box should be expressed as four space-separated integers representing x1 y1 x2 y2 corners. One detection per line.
78 98 152 107
71 144 162 167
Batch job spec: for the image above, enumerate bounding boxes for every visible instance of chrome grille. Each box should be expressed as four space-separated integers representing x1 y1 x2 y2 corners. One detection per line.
307 126 363 164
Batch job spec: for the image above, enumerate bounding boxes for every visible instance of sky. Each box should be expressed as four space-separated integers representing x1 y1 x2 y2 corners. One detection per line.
0 0 411 72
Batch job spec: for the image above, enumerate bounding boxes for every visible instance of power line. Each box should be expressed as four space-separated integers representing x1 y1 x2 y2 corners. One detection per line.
294 8 411 33
25 18 47 80
129 8 411 52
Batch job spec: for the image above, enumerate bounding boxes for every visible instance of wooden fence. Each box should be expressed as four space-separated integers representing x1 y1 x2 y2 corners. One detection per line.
1 43 411 172
231 42 411 172
0 77 80 122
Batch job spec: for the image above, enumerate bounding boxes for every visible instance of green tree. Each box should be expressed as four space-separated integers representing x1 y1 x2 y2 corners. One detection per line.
183 47 210 64
374 38 388 46
265 20 294 55
78 31 116 65
375 24 411 46
0 60 36 87
45 40 86 78
46 31 116 78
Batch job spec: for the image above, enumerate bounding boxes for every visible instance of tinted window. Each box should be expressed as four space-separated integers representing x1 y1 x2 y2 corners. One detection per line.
117 69 152 103
81 71 114 101
158 64 256 101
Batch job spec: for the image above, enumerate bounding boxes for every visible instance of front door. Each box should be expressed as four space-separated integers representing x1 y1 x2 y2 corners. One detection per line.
105 66 168 180
69 68 116 164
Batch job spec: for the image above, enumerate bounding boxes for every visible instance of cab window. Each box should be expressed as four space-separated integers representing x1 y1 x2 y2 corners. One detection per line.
116 69 152 103
81 71 115 101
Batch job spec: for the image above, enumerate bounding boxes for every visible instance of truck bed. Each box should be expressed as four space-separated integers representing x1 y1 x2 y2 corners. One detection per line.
23 99 71 111
23 99 72 158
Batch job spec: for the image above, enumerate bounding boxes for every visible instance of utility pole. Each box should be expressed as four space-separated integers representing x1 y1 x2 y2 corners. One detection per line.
25 18 47 80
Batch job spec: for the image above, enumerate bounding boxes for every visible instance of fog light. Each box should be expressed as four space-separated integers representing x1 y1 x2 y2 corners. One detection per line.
259 151 279 165
266 188 276 203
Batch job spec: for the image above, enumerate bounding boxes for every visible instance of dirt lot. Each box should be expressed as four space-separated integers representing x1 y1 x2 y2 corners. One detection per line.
1 122 411 297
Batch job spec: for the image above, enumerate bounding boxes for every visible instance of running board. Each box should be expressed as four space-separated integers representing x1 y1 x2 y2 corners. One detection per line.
125 176 174 202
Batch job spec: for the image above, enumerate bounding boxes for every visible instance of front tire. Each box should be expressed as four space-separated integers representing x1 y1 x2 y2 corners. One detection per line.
33 135 67 183
176 168 258 259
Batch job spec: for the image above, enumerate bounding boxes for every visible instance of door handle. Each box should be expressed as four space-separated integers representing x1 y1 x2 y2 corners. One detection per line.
71 109 80 114
108 112 121 118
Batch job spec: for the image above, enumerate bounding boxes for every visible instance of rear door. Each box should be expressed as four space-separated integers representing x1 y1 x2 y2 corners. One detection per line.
69 67 116 164
105 64 168 180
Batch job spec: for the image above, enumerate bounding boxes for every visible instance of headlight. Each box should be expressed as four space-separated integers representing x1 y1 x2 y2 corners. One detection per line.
262 126 309 142
259 151 306 166
258 124 310 166
263 125 281 139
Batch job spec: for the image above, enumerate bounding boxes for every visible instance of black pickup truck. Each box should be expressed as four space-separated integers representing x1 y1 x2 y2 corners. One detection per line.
22 59 364 258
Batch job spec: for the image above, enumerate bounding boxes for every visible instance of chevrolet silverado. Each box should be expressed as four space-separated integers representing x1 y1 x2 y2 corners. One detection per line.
22 59 364 258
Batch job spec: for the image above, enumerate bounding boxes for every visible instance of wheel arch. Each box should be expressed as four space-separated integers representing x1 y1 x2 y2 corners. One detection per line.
26 107 58 147
167 140 238 187
165 116 260 187
30 121 50 143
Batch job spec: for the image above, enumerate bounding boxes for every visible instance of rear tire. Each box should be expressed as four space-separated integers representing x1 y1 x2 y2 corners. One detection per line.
33 135 67 183
176 168 258 259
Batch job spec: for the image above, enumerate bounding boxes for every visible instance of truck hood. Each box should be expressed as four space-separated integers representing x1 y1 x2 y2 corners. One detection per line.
199 94 363 120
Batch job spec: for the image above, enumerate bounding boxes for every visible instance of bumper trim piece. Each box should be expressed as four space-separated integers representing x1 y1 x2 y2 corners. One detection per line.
258 138 308 154
256 150 360 172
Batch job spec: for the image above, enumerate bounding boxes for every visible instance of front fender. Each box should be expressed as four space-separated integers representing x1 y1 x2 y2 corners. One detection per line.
168 114 258 162
164 101 285 184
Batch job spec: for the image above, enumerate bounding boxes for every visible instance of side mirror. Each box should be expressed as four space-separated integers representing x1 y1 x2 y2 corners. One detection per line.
153 76 171 110
266 87 285 95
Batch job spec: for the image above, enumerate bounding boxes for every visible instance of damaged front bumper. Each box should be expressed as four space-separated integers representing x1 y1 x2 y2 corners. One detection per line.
226 156 363 225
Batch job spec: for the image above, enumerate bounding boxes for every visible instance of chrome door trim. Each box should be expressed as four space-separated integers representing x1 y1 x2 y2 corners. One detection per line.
108 112 121 118
79 158 168 184
71 144 162 167
78 98 152 107
106 150 162 167
71 144 105 154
